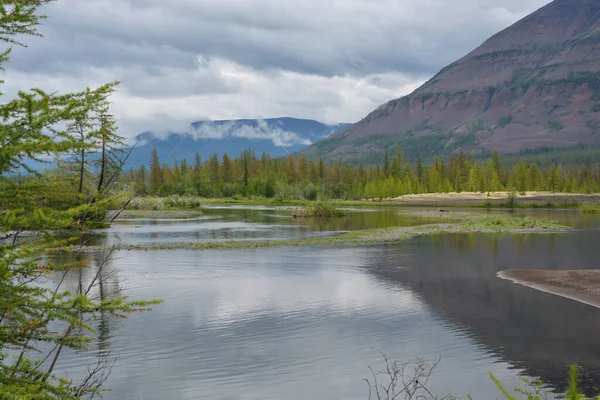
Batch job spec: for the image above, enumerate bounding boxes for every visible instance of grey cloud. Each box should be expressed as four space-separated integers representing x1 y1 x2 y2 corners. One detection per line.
15 0 550 78
2 0 552 138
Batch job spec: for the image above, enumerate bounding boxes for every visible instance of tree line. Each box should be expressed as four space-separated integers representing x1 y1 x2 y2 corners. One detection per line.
121 147 600 200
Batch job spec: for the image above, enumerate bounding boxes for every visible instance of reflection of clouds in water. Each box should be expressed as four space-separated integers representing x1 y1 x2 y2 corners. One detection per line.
101 246 525 400
119 247 422 324
197 267 422 326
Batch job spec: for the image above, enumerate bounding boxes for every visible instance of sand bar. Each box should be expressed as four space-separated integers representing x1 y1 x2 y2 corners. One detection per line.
498 269 600 309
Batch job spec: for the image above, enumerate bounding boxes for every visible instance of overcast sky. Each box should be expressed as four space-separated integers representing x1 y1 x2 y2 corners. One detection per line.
3 0 551 138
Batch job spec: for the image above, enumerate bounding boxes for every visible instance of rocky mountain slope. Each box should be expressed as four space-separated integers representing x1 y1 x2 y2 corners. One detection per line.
307 0 600 163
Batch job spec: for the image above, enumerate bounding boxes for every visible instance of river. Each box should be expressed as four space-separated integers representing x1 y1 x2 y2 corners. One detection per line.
47 206 600 399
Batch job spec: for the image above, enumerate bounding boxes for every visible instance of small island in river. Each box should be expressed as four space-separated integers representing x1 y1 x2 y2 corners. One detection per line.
498 270 600 309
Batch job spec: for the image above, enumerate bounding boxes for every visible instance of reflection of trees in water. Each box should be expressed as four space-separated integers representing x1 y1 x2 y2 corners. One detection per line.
49 247 123 354
289 209 443 232
362 233 600 395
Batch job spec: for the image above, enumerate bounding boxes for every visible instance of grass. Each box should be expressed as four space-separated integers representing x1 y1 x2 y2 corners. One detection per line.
70 214 569 253
291 201 348 218
463 215 565 230
579 203 600 214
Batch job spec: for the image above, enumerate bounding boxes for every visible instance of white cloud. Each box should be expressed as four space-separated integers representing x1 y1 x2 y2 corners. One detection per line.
190 119 312 147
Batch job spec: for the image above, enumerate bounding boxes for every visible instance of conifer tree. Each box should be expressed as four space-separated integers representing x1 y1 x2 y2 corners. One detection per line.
0 3 159 398
149 148 162 193
193 152 202 195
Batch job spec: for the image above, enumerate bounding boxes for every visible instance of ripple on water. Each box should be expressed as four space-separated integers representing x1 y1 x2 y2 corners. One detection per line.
49 208 600 400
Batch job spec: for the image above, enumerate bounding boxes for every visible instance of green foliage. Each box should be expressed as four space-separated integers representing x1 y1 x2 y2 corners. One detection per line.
579 202 600 214
491 365 599 400
463 215 563 230
0 3 160 398
506 190 518 207
123 143 600 204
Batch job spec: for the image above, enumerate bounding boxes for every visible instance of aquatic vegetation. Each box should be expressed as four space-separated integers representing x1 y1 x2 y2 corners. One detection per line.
291 201 348 218
463 215 565 230
579 202 600 214
65 214 569 253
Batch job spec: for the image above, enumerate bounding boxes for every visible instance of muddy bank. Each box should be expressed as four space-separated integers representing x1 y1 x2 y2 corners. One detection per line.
498 270 600 309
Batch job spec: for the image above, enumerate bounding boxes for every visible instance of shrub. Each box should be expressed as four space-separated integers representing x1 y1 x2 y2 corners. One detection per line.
506 191 517 208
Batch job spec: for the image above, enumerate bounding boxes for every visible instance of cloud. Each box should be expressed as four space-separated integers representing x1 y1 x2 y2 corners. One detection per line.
1 0 551 138
190 119 313 147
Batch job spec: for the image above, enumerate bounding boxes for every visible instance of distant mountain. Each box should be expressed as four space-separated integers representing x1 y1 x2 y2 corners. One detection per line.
306 0 600 163
126 118 350 168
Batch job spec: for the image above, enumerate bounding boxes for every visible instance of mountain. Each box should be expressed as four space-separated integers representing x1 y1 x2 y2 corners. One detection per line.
306 0 600 164
126 118 349 168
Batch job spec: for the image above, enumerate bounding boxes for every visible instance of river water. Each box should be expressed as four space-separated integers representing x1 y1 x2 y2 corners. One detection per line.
48 206 600 399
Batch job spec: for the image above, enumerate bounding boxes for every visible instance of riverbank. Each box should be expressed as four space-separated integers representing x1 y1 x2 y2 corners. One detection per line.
107 209 205 220
126 192 600 210
388 191 600 207
70 214 569 252
498 270 600 309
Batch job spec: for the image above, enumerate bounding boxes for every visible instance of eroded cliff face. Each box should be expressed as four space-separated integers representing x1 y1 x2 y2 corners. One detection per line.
308 0 600 161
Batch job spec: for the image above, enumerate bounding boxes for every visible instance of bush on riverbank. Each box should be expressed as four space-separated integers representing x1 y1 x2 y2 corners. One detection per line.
129 195 205 210
292 201 347 218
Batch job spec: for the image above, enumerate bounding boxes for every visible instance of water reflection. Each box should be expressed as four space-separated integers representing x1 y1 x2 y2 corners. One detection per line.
88 206 449 247
46 248 124 355
364 230 600 395
42 207 600 399
64 247 526 400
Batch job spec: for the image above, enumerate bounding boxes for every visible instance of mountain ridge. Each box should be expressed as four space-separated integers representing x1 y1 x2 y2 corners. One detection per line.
306 0 600 163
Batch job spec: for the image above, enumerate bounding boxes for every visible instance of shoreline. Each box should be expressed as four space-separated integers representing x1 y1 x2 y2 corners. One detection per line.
123 192 600 210
498 270 600 309
107 209 205 220
386 192 600 207
63 216 570 252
